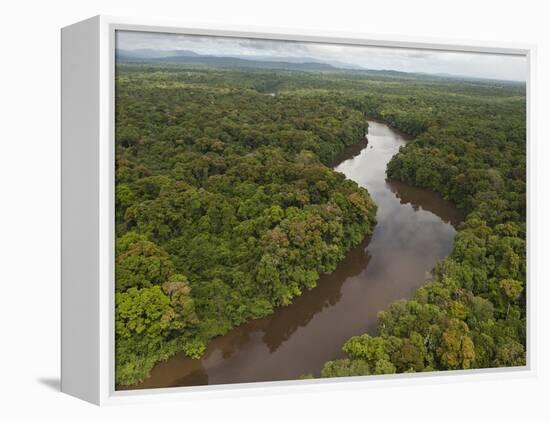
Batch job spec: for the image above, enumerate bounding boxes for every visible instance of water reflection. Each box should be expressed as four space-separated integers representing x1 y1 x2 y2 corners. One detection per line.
386 179 463 228
261 237 372 353
124 120 464 389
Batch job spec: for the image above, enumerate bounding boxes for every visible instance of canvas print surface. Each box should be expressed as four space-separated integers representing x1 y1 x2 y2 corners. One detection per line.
114 30 527 390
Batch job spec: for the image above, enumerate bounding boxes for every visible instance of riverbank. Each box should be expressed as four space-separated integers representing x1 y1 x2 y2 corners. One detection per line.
122 120 463 390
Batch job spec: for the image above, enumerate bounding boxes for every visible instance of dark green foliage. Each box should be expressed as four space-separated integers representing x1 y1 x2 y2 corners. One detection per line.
114 65 378 385
115 278 200 385
318 70 526 378
115 232 175 291
114 63 525 384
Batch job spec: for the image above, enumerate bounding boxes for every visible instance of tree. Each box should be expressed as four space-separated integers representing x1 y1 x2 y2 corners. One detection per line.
436 319 476 370
499 279 523 318
115 286 176 385
115 232 174 291
161 274 199 332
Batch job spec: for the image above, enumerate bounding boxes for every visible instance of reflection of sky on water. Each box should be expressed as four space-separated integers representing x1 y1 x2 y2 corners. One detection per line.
125 121 463 390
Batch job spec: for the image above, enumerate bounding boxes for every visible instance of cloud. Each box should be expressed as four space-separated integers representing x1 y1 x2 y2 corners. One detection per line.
116 30 527 81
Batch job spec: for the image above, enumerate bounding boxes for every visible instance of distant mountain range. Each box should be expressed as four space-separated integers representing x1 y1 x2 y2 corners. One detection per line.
116 48 363 71
115 49 525 85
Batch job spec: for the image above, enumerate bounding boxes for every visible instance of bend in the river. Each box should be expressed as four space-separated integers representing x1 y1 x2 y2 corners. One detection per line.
123 120 464 390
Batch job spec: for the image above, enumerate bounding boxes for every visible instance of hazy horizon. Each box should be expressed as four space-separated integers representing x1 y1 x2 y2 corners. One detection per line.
116 30 527 82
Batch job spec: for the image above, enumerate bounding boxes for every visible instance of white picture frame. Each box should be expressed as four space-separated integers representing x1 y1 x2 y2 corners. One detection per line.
61 15 536 405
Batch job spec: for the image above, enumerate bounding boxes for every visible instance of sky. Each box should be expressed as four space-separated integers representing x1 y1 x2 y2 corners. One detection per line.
117 30 527 82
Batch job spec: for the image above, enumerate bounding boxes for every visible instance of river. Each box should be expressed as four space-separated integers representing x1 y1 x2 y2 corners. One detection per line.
124 120 463 390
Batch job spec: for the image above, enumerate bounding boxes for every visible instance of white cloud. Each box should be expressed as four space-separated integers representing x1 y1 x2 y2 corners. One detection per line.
116 30 527 81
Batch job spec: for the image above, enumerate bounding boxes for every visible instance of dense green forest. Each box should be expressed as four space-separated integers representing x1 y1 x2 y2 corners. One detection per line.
317 76 526 376
114 63 526 385
114 65 378 385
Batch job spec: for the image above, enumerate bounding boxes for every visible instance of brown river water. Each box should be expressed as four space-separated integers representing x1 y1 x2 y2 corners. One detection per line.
123 120 463 390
